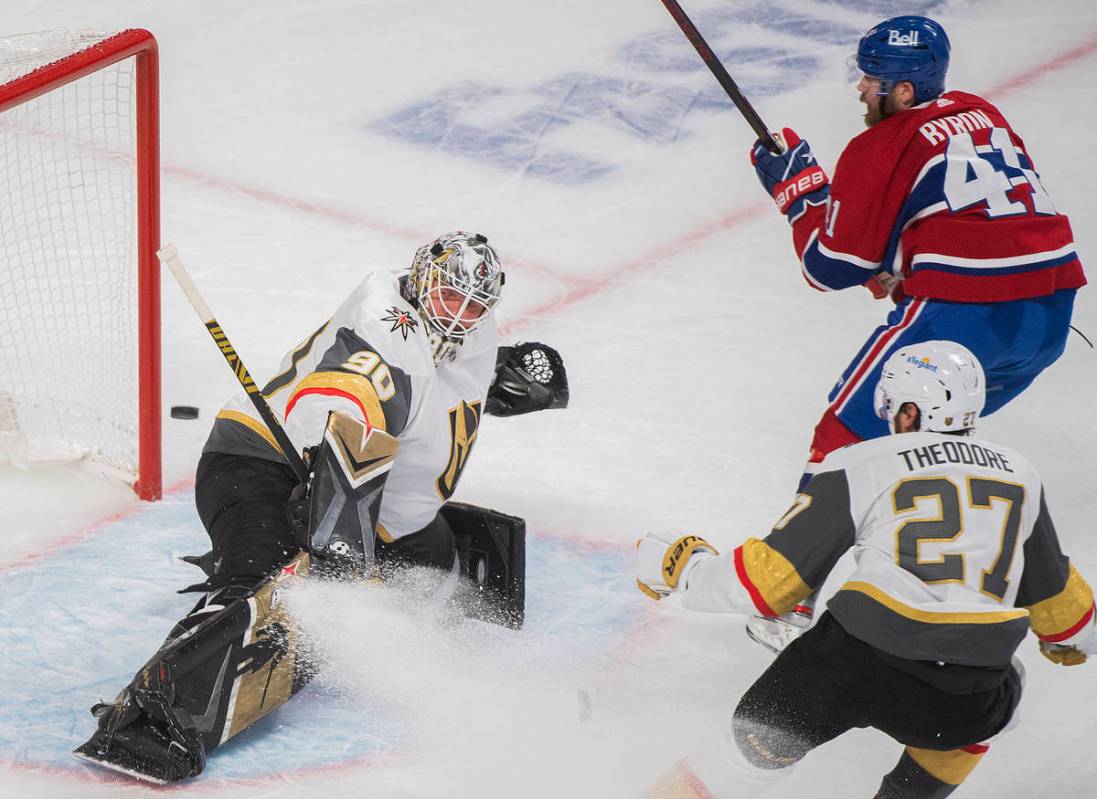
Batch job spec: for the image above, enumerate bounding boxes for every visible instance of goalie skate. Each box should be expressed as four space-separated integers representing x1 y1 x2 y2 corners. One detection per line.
73 716 197 785
73 552 310 783
73 659 206 784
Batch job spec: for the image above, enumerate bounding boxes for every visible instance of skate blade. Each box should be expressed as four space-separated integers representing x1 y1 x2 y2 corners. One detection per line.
72 748 170 785
744 624 783 656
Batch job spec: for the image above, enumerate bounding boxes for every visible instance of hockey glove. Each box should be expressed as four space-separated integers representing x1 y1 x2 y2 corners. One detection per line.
750 127 829 224
1038 607 1097 666
485 342 569 417
635 532 718 600
1040 641 1087 666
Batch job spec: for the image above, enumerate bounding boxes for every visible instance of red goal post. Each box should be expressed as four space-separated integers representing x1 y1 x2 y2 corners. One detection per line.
0 29 161 500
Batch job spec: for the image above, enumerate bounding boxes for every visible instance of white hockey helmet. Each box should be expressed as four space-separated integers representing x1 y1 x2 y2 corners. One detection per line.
873 341 985 433
407 231 504 363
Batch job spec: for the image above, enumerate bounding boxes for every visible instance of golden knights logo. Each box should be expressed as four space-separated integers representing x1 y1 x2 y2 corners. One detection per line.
381 306 419 340
436 400 482 500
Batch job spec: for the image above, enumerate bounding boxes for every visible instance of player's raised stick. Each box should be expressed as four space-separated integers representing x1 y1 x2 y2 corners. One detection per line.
157 243 309 484
656 0 782 154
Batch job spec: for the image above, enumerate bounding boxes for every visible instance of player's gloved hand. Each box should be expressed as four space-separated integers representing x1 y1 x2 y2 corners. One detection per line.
1037 614 1097 666
635 532 718 600
485 342 569 417
750 127 829 224
862 270 908 303
1039 641 1087 666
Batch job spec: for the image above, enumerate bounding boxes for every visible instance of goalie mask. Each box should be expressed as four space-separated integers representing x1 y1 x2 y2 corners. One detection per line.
874 341 985 434
406 231 505 364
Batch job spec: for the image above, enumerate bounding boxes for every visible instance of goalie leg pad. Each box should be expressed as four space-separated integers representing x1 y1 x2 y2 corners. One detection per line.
74 552 313 783
442 501 526 629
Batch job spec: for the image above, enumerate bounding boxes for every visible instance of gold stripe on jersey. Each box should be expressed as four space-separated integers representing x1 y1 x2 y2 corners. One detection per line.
325 411 398 487
840 581 1028 625
906 745 986 786
1025 564 1095 641
738 538 812 616
376 522 396 544
288 371 387 431
216 410 284 454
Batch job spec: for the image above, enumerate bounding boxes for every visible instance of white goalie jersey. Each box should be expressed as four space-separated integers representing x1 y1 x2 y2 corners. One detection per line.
203 269 498 539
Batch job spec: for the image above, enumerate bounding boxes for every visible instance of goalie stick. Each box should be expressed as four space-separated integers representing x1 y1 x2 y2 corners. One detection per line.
656 0 782 154
157 244 309 484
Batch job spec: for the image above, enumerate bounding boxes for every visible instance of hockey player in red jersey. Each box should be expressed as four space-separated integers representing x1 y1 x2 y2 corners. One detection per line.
636 341 1095 798
745 14 1086 653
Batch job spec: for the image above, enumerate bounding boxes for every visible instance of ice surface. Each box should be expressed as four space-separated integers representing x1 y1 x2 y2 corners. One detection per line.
1 0 1096 796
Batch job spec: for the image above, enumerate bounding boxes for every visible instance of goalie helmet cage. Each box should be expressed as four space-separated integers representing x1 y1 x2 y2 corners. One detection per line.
0 29 161 500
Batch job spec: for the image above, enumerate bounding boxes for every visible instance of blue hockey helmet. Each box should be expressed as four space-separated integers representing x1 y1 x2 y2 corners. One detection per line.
855 16 950 104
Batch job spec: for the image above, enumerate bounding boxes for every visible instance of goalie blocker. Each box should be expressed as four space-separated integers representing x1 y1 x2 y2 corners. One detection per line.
288 412 526 628
445 501 526 629
74 412 526 783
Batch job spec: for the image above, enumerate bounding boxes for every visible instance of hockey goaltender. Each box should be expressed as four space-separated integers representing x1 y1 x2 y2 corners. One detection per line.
74 231 568 783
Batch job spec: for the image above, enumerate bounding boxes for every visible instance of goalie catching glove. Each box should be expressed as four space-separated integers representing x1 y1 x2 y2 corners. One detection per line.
485 342 568 417
635 532 718 600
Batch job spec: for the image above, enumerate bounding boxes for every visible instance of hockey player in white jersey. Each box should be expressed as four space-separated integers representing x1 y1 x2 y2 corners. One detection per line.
636 341 1095 798
74 231 568 783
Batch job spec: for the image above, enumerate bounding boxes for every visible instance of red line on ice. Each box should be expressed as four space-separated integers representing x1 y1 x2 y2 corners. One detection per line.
160 38 1097 330
7 30 1097 787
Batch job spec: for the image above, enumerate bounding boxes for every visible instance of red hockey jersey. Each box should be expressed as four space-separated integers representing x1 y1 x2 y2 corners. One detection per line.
793 91 1086 302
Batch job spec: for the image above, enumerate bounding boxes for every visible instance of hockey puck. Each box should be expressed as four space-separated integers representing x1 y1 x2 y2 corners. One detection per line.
170 405 200 420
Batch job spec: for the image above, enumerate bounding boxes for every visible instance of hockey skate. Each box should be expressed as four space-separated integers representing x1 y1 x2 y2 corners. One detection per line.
73 661 206 784
745 607 814 655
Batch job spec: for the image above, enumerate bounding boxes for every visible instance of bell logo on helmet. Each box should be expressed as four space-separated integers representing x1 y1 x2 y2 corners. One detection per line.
857 15 950 103
887 30 921 47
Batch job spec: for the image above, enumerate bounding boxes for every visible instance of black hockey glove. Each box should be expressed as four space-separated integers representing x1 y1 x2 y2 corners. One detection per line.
485 342 569 417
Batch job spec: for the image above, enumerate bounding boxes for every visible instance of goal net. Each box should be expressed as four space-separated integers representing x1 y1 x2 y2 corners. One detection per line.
0 29 161 499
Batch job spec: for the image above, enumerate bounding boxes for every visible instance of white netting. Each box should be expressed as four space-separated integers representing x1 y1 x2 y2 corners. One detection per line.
0 30 140 480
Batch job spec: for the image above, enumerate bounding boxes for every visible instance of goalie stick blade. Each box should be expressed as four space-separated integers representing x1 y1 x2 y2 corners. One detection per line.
72 745 171 786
